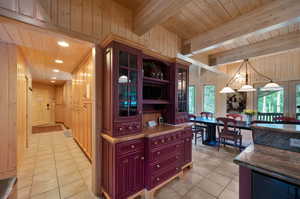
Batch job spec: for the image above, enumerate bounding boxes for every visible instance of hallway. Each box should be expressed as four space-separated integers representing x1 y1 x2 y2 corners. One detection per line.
17 129 95 199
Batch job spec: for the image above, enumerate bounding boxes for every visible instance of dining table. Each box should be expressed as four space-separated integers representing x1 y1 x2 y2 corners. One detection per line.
191 116 252 146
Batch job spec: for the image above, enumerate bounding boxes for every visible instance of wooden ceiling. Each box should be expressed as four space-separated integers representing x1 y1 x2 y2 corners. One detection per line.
0 17 93 85
116 0 300 68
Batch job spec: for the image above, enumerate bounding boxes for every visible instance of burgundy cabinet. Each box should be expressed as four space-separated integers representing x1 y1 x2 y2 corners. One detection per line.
145 131 184 189
170 62 190 124
103 42 143 137
182 128 193 166
102 138 145 199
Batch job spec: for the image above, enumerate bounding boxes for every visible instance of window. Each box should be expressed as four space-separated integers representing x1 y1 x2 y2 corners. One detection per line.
203 85 215 113
188 86 196 114
257 88 284 113
296 84 300 119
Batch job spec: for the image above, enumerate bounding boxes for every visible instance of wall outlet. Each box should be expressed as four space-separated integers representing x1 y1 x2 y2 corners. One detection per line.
290 138 300 148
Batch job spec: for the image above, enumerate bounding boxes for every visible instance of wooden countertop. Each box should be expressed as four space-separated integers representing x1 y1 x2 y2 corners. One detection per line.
234 144 300 186
101 123 193 144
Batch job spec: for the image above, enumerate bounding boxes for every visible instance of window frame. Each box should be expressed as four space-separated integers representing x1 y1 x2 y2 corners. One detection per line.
202 84 216 114
253 81 289 116
188 85 196 114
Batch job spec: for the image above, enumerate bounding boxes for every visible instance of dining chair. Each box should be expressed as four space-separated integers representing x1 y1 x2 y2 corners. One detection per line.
200 112 213 119
216 117 243 151
226 113 243 121
189 114 205 145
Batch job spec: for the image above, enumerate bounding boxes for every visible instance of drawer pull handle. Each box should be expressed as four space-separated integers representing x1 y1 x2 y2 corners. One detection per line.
119 127 123 131
186 138 190 141
176 167 179 171
156 164 160 168
141 157 144 160
131 145 135 149
154 141 158 145
156 177 160 181
161 139 165 143
157 151 161 155
128 126 133 130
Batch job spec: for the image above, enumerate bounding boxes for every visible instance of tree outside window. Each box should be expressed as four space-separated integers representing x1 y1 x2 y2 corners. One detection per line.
257 88 284 113
188 86 196 114
203 85 215 113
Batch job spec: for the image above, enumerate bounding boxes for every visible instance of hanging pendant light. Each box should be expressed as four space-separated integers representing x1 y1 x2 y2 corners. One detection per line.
238 61 256 92
261 81 282 91
220 86 235 94
220 58 281 93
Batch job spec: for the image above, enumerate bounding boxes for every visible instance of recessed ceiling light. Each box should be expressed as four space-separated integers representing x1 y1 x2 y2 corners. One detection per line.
51 77 57 80
55 59 63 64
53 69 60 73
57 41 69 47
50 80 56 83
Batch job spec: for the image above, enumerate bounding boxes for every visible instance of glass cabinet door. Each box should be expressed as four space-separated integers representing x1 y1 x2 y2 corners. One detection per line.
177 68 187 113
118 50 139 117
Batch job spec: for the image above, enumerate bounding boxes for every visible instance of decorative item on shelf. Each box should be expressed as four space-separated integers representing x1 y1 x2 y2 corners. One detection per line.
243 109 257 125
220 59 282 94
158 116 164 124
148 120 157 127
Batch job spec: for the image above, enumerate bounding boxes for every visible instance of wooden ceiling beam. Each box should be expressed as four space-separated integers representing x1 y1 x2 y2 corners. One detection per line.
133 0 192 36
183 0 300 56
209 31 300 66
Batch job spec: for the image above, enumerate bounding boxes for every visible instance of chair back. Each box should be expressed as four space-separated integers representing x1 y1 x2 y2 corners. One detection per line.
216 117 237 134
189 114 196 123
226 113 243 121
200 112 213 119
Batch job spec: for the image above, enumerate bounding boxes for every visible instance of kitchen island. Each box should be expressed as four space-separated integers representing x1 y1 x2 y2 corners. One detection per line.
234 124 300 199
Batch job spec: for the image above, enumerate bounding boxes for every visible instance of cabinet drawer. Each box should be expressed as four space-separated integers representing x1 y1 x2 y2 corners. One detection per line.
114 121 142 136
150 166 180 188
149 154 182 174
150 131 182 149
149 141 183 162
116 139 144 157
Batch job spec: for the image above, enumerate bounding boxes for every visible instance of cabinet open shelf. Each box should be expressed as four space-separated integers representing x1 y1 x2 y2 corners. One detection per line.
143 99 170 105
143 76 170 84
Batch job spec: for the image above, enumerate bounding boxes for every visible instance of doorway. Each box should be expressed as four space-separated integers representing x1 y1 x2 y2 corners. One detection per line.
0 18 99 198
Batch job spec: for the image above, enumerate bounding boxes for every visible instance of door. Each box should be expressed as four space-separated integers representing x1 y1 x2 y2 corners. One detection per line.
115 44 142 121
116 152 144 199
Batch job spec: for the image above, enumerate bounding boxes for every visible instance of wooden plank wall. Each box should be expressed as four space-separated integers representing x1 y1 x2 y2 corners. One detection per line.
55 85 65 124
0 41 17 179
31 82 56 126
190 49 300 117
0 0 181 58
16 48 31 165
58 51 93 159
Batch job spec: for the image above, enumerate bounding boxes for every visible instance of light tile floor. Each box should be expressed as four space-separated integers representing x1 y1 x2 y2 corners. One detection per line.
17 131 240 199
17 131 96 199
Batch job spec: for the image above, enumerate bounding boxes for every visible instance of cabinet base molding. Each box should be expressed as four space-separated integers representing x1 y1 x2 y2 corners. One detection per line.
145 171 183 199
73 138 92 162
182 162 193 170
102 189 145 199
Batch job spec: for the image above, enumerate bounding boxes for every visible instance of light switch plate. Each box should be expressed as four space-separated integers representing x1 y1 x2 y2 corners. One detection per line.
290 138 300 148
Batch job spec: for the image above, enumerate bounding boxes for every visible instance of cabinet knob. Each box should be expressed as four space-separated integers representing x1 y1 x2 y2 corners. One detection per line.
141 157 144 160
154 141 158 145
131 145 135 149
128 126 133 130
156 164 160 168
157 151 161 155
156 177 160 181
119 127 123 131
161 139 165 143
176 167 179 171
186 138 190 141
176 156 179 159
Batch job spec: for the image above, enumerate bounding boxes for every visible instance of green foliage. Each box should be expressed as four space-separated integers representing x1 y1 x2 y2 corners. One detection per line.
257 88 284 113
203 85 215 113
188 86 195 114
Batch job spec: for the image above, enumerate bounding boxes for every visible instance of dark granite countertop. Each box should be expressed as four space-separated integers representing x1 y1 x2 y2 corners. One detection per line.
0 177 16 199
234 144 300 186
252 123 300 134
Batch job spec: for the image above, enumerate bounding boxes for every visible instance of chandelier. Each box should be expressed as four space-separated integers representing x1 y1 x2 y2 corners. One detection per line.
220 59 282 94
